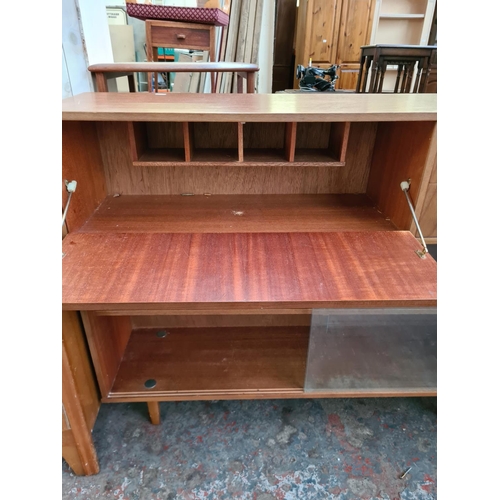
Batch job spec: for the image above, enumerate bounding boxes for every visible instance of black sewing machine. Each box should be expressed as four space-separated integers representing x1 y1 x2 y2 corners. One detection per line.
296 64 339 91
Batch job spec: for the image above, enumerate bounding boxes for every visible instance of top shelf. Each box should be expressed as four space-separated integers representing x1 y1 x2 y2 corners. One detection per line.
379 13 425 19
62 93 437 122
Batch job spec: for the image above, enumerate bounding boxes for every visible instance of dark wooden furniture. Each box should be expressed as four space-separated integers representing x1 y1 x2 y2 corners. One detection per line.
88 62 258 94
356 44 437 93
62 92 437 475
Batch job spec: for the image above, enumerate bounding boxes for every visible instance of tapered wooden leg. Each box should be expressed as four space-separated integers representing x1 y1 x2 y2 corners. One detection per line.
148 402 161 425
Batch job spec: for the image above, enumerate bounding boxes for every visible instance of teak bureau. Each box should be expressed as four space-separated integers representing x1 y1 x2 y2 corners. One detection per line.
62 92 437 475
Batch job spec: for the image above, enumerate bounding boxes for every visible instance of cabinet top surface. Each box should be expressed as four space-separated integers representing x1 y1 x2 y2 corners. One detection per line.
361 45 437 49
62 92 437 122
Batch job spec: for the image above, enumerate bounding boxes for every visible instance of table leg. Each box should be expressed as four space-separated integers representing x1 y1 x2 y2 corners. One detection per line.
369 62 379 93
95 73 108 92
361 57 371 93
247 72 255 93
400 64 409 93
355 55 366 92
145 22 154 93
377 59 387 92
209 26 216 93
418 58 431 93
413 59 424 93
148 402 161 425
394 64 403 93
405 62 415 93
127 74 136 93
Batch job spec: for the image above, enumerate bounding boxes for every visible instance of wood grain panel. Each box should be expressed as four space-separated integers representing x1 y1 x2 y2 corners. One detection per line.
62 122 107 232
336 65 362 90
308 0 337 63
336 0 375 65
296 122 331 149
97 121 147 195
107 309 313 317
62 93 437 122
366 121 436 230
146 122 184 148
430 159 437 183
417 182 437 238
63 231 437 311
329 122 350 163
62 311 100 475
62 336 99 475
80 313 132 397
79 194 396 233
193 122 239 149
409 125 437 236
100 122 376 194
62 311 100 430
131 314 312 329
62 430 87 475
243 122 286 149
127 122 147 162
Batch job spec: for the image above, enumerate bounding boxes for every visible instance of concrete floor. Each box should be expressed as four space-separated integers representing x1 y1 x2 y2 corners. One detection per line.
62 397 437 499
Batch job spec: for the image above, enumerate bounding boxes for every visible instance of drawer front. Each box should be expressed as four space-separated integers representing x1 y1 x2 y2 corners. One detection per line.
150 25 211 50
305 308 437 394
336 64 361 90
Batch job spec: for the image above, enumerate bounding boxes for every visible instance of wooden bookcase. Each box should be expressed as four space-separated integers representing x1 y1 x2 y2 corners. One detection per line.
62 92 437 474
369 0 437 92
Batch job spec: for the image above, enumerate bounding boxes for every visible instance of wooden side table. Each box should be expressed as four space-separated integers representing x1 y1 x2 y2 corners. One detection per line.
145 20 217 92
356 45 437 93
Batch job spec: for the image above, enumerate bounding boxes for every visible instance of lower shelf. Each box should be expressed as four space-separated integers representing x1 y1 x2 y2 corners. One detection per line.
109 327 309 400
104 323 437 403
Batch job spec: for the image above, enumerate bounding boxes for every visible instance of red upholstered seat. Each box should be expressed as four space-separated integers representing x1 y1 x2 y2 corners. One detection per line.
126 3 229 27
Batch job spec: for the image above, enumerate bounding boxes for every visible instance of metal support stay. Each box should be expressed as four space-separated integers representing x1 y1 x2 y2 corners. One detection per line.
400 180 428 259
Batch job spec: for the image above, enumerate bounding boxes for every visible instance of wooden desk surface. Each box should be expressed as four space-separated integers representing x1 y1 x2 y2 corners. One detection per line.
62 92 437 122
62 231 437 311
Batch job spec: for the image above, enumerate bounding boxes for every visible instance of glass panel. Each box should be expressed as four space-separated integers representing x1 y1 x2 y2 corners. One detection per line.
305 308 436 393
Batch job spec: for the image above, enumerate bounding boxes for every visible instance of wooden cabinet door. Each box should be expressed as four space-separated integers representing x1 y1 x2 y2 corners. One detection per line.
294 0 376 89
295 0 342 68
335 0 375 89
308 0 340 65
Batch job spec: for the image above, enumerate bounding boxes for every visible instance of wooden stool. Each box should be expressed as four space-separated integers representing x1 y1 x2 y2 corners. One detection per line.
356 44 437 93
145 20 217 92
